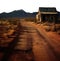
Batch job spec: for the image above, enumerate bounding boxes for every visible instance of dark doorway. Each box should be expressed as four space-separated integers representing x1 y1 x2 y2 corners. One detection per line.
41 14 48 22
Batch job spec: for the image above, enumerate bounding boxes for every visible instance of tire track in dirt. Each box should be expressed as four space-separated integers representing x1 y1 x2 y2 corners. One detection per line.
1 23 21 61
36 29 60 61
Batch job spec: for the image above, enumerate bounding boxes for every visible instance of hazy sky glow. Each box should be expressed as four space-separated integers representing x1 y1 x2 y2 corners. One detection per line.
0 0 60 13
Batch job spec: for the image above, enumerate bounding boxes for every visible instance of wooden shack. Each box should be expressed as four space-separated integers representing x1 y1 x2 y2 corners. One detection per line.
36 7 58 23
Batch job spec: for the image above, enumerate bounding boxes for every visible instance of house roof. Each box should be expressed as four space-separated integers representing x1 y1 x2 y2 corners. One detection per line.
39 7 57 12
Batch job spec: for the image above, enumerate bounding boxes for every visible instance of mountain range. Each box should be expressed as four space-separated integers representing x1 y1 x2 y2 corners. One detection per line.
0 10 37 18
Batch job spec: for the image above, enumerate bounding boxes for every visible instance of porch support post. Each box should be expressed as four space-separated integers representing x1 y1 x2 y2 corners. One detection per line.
40 14 42 22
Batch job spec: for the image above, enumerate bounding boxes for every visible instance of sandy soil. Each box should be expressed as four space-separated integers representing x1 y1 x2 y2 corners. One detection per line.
0 20 60 61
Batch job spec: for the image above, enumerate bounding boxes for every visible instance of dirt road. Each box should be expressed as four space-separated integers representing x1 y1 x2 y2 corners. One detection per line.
0 20 60 61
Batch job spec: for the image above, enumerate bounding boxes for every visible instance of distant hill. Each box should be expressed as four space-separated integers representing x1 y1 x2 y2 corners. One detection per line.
0 10 37 18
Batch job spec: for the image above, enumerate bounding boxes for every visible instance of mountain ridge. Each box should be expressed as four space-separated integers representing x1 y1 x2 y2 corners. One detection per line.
0 9 37 18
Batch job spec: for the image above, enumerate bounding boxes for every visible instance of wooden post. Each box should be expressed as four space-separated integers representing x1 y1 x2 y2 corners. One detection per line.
40 14 42 22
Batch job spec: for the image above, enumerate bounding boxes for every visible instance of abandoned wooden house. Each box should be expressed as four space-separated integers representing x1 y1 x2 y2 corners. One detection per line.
36 7 58 23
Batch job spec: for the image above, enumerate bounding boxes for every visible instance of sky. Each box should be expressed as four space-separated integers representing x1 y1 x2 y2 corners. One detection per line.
0 0 60 13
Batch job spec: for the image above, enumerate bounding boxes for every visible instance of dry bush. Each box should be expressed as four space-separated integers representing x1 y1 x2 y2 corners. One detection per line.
44 23 60 35
44 26 51 32
55 24 60 34
24 17 36 22
43 22 52 32
0 18 19 37
51 24 60 32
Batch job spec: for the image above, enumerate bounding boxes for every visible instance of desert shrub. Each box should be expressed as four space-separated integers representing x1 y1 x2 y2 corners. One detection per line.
45 26 51 32
57 31 60 35
51 24 60 32
50 25 56 32
55 24 60 34
25 17 36 22
8 19 17 25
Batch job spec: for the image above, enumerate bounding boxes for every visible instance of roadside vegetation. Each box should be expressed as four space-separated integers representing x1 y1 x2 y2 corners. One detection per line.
0 18 19 46
24 17 36 22
0 18 20 36
41 21 60 34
